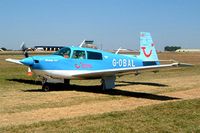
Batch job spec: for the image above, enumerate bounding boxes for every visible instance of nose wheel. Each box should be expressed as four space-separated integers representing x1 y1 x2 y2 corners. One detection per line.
41 78 70 92
42 82 51 92
41 78 51 92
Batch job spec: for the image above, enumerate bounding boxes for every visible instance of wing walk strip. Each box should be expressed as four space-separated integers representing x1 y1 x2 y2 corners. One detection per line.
1 88 200 127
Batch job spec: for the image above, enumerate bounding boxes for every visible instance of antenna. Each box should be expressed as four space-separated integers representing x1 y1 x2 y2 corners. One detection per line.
79 39 86 47
115 47 122 54
100 43 103 50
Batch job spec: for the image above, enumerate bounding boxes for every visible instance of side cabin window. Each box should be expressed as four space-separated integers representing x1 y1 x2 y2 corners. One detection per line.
72 50 86 59
87 51 103 60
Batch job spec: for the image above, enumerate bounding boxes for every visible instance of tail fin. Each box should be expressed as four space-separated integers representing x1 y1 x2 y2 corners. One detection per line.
139 32 159 60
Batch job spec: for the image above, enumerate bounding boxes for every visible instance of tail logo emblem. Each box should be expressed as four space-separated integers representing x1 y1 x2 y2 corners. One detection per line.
141 43 154 58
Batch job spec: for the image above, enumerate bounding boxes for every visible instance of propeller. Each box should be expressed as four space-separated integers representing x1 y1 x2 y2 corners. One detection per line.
20 42 32 76
20 42 29 58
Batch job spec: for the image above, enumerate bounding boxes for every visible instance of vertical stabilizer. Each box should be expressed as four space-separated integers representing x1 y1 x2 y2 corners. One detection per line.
139 32 159 62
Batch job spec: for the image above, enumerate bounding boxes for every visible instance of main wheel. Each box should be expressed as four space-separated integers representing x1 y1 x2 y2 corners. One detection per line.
42 83 51 92
101 79 106 90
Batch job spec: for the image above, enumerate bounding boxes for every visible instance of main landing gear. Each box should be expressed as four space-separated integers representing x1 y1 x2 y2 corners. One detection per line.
101 76 116 90
41 78 70 92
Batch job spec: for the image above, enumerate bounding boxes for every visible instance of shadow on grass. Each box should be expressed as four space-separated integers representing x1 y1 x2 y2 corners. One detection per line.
7 79 41 85
7 79 168 87
7 78 178 101
116 81 168 87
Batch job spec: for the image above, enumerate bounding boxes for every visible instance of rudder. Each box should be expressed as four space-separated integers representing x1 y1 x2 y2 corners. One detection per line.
139 32 159 62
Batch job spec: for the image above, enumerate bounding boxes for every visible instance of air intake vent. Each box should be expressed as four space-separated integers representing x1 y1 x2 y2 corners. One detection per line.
34 60 39 63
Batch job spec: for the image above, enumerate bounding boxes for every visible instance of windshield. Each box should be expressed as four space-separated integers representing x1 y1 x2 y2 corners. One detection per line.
53 47 71 58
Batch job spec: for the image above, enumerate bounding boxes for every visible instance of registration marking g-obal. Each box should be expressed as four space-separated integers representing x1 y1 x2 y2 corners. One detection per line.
112 59 135 67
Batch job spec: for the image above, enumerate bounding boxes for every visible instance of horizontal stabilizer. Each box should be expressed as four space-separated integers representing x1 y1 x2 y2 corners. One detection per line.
143 60 173 62
143 60 193 66
175 63 193 67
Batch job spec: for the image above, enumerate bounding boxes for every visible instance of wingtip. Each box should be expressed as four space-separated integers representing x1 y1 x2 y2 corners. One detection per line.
172 62 193 67
5 58 23 65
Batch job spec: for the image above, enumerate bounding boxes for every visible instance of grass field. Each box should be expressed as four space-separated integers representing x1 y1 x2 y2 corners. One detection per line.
0 52 200 132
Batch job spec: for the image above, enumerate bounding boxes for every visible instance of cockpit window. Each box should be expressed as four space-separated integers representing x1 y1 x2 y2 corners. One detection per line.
72 50 86 59
53 47 71 58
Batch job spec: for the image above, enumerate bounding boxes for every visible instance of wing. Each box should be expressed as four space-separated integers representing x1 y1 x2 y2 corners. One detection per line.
72 63 183 78
5 58 23 65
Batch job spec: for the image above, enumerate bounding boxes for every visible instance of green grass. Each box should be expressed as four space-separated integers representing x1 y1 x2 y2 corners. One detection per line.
1 98 200 133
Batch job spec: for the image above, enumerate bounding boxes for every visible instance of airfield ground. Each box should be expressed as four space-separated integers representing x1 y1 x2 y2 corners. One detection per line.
0 52 200 132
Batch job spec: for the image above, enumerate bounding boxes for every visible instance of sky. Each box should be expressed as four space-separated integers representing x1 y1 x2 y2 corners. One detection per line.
0 0 200 50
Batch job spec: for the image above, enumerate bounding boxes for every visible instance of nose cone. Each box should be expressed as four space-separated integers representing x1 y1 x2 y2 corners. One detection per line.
20 57 34 66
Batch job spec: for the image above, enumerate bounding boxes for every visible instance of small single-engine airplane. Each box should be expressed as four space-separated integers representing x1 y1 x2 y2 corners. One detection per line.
6 32 189 91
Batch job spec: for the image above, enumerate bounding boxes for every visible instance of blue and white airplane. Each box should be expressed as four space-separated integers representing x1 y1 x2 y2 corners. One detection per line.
6 32 183 91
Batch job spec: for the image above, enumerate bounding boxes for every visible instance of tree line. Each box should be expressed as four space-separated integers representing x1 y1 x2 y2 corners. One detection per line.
164 46 181 51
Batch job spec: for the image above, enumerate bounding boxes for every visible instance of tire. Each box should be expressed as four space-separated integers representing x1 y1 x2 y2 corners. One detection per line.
42 83 50 92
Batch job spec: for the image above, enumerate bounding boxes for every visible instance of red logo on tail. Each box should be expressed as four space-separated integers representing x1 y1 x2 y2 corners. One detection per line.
141 47 152 58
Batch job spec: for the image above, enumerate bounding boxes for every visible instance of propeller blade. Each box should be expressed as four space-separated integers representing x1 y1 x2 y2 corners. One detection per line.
20 42 26 51
20 42 29 58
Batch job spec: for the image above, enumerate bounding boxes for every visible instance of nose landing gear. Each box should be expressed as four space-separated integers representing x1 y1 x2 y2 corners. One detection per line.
41 78 70 92
42 82 51 92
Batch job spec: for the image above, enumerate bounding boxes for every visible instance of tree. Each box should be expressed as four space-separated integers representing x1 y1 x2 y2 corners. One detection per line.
1 47 7 51
164 46 181 51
